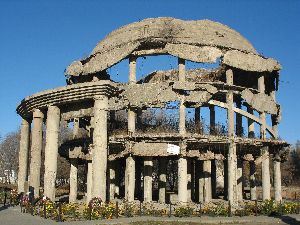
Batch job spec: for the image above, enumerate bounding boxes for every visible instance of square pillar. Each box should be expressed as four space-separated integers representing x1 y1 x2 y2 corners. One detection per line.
143 157 153 202
18 118 30 193
92 96 108 201
29 109 44 198
44 105 60 200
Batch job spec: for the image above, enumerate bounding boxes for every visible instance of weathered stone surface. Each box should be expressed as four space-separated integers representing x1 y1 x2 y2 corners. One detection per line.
241 89 278 114
165 43 223 63
65 17 257 76
223 50 281 72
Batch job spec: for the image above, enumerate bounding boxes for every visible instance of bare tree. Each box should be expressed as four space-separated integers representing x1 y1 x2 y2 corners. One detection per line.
0 130 20 184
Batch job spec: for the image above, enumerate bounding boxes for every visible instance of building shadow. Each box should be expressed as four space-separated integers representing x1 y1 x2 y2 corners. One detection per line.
0 205 9 211
272 215 300 225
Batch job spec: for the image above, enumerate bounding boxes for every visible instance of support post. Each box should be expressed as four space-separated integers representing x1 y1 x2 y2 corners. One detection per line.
92 96 108 200
44 105 60 200
237 159 243 201
144 157 153 202
274 154 282 202
226 69 237 206
195 107 201 134
125 155 135 202
29 109 44 198
86 161 92 204
209 105 215 135
247 107 255 138
203 160 212 202
69 159 78 203
109 161 116 201
211 159 217 199
159 158 167 204
250 160 257 200
178 157 187 204
18 118 30 193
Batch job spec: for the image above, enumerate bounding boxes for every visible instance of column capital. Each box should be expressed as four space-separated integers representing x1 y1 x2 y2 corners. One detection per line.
33 109 44 119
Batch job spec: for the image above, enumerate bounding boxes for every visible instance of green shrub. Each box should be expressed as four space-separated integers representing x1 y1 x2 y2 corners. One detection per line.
174 206 194 217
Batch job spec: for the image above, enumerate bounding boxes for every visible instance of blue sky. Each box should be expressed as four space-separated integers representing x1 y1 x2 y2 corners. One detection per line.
0 0 299 144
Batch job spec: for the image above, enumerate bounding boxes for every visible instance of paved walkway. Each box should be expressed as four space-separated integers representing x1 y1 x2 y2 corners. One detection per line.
1 206 300 225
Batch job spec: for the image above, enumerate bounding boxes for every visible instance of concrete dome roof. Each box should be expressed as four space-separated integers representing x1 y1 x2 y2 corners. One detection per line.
66 17 280 77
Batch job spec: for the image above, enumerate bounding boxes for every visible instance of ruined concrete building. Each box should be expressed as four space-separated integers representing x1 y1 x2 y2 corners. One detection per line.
17 17 287 206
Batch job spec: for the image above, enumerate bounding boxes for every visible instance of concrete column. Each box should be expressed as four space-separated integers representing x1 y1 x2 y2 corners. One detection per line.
109 161 116 201
135 158 142 200
125 155 135 202
29 109 44 198
114 161 120 198
236 99 243 137
211 159 217 199
226 69 237 206
73 118 79 138
129 55 137 83
195 107 201 133
209 105 215 135
86 161 92 204
274 154 282 201
187 159 192 202
44 105 60 200
261 146 271 200
178 157 188 203
18 118 30 193
197 160 204 202
179 101 186 135
250 161 257 200
92 96 108 200
226 69 234 138
237 159 243 201
128 56 137 134
144 157 153 202
223 160 228 199
178 58 185 82
178 58 186 136
247 107 255 138
69 159 78 203
203 160 212 202
159 158 167 203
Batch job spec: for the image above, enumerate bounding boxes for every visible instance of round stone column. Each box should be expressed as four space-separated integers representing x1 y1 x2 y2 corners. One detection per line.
125 155 135 202
43 105 60 200
92 96 108 200
29 109 44 198
18 118 30 193
86 161 92 204
203 160 212 202
178 156 187 203
274 154 282 202
261 146 271 200
250 160 257 200
144 157 153 202
159 158 167 203
69 159 78 203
